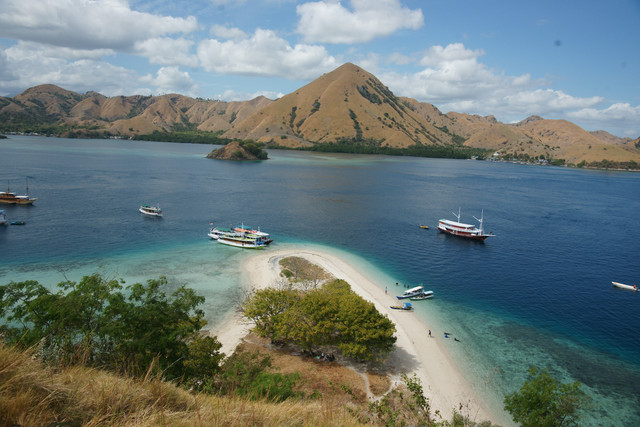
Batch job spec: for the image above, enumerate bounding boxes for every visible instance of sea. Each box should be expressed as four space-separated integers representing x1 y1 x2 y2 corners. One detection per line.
1 135 639 425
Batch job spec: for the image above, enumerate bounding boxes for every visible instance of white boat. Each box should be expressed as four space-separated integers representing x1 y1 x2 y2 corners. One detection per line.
209 223 273 248
410 290 434 300
612 281 638 292
218 233 266 249
139 204 162 217
208 226 233 240
438 208 494 241
0 210 6 225
397 285 425 300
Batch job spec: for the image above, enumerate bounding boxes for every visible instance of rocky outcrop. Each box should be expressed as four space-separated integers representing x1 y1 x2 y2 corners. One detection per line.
206 141 267 161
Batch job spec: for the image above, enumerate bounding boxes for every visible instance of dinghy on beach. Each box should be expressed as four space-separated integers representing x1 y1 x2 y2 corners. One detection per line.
612 281 638 292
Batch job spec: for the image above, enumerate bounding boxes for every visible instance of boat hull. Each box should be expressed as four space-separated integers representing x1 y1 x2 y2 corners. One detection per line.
410 291 434 300
612 281 638 291
139 206 162 217
0 196 37 205
218 238 265 249
437 222 492 241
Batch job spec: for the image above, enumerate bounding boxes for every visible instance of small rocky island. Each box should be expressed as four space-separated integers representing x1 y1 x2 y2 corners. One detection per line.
206 140 268 161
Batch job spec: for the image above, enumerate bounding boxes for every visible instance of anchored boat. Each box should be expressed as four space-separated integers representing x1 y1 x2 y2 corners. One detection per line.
410 290 434 300
209 223 272 249
0 180 37 205
397 285 425 300
438 208 494 241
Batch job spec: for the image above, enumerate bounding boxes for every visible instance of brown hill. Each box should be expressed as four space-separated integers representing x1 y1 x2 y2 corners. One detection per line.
1 65 639 168
456 114 640 165
224 63 453 148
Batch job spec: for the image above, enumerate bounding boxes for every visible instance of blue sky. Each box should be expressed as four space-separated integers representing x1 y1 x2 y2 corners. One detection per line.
1 0 638 137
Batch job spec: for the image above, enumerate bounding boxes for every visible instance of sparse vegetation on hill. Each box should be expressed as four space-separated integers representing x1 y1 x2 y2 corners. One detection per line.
1 63 639 168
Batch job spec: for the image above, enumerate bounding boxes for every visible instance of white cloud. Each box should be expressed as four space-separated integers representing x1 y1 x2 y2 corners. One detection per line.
134 37 198 67
296 0 423 43
210 25 248 41
0 42 195 97
567 103 640 137
217 89 283 102
141 66 199 96
0 0 197 51
375 42 639 134
419 43 484 67
197 29 338 80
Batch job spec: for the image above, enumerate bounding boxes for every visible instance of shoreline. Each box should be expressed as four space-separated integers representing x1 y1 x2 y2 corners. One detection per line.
212 244 501 424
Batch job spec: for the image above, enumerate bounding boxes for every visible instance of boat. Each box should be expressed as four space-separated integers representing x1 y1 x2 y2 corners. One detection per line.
209 223 273 248
612 281 638 292
397 285 425 300
0 210 6 225
208 226 234 240
0 180 37 205
390 302 413 311
139 204 162 217
233 225 273 245
410 290 434 300
437 208 494 241
419 225 429 229
9 221 25 225
217 232 266 249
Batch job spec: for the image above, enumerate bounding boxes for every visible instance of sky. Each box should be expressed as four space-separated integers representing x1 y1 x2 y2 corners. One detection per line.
0 0 639 137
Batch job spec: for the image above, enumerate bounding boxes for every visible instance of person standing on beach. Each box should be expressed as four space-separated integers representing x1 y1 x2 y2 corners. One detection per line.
428 329 431 337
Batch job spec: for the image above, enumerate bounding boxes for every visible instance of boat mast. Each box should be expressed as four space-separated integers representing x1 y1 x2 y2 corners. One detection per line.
453 207 461 222
473 209 485 234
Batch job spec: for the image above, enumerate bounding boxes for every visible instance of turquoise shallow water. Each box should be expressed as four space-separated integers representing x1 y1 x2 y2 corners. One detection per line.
1 136 639 425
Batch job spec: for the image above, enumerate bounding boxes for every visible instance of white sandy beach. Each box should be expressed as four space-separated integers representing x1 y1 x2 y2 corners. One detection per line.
212 245 500 424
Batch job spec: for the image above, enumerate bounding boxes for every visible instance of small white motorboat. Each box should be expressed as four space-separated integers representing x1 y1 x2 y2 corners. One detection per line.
612 281 638 292
410 290 434 300
397 285 425 299
139 204 163 217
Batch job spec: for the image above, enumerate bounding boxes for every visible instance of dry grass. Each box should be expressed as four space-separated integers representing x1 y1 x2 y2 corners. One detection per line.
0 343 368 426
279 256 334 288
367 371 392 397
238 335 370 406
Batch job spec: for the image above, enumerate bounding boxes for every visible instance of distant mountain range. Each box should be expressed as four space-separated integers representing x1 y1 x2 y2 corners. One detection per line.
1 63 639 168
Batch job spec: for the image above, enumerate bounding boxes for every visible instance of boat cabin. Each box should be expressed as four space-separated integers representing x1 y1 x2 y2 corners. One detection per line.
402 285 424 296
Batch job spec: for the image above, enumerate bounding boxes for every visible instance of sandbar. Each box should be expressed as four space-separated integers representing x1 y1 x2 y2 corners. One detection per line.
212 244 500 424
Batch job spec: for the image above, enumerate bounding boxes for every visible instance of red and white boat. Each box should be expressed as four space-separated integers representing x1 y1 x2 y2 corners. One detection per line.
438 208 494 241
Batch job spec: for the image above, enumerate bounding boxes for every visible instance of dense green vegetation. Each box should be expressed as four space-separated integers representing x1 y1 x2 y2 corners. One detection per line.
0 274 215 381
133 128 232 145
238 140 269 160
242 279 397 361
275 138 492 159
504 366 589 427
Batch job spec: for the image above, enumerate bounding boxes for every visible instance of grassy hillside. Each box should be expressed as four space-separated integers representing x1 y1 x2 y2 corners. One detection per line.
1 63 639 168
0 342 365 426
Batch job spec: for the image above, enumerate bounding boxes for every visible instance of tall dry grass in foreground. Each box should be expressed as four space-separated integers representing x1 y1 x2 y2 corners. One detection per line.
0 343 365 426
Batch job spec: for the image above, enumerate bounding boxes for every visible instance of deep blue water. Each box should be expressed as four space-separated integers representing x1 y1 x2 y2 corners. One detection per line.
1 136 639 424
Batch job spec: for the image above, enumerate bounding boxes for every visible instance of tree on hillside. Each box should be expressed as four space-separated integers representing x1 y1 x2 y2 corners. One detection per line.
241 287 300 340
0 274 219 381
242 279 396 361
504 366 589 427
